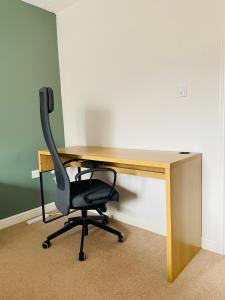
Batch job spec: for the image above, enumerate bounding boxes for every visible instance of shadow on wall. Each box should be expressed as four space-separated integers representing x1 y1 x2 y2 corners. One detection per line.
84 107 138 208
84 108 113 146
109 184 138 211
0 183 40 220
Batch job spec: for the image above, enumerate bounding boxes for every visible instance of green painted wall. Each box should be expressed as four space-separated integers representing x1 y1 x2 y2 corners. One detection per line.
0 0 64 219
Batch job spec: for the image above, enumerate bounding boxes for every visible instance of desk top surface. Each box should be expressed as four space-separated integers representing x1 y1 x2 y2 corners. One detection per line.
38 146 201 168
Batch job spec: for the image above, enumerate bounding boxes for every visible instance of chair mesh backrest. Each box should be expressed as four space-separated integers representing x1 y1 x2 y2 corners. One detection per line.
39 87 70 215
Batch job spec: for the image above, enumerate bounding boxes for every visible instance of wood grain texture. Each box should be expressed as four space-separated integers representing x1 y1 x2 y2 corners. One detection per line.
38 152 166 179
37 146 202 282
38 152 73 172
166 156 202 282
38 146 200 169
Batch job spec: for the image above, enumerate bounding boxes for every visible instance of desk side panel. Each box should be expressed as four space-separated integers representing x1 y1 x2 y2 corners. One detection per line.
38 153 75 172
166 156 202 282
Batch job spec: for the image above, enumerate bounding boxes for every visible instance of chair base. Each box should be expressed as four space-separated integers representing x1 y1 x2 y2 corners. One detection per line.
42 210 124 260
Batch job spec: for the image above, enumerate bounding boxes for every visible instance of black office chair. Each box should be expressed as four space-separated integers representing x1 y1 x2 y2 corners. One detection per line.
39 87 123 261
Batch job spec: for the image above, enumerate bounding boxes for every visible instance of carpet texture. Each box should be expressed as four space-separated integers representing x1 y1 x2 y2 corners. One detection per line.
0 213 225 300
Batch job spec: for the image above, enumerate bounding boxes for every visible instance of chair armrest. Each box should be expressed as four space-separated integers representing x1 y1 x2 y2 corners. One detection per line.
75 168 117 202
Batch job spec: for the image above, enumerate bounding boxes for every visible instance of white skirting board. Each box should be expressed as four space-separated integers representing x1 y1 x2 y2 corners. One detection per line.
0 203 220 254
201 238 222 255
107 208 221 254
107 207 166 237
0 202 56 230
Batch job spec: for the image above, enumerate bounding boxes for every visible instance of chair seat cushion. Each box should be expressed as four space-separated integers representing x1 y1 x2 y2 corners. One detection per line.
70 179 119 210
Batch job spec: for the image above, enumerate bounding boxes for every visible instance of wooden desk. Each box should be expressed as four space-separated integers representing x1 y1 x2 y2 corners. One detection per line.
38 146 202 282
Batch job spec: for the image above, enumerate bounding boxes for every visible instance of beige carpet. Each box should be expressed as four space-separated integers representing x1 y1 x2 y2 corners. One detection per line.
0 213 225 300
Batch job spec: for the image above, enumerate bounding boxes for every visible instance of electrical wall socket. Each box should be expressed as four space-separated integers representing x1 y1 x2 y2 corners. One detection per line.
31 170 40 179
176 84 188 98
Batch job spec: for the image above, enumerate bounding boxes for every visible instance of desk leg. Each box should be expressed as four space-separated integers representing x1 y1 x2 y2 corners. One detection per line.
165 156 202 282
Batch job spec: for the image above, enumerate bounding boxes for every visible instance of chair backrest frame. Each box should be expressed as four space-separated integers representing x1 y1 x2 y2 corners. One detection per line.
39 87 70 215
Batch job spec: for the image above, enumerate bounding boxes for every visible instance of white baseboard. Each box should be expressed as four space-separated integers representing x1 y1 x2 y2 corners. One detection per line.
107 208 223 255
0 202 56 230
0 204 222 255
107 207 166 237
201 238 223 254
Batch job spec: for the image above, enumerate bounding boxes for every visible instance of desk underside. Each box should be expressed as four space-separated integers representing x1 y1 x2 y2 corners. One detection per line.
38 148 202 282
38 152 166 179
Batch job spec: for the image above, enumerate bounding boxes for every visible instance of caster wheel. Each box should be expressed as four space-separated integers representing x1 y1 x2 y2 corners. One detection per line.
79 252 87 261
64 221 70 227
118 234 124 243
42 240 51 249
102 218 109 225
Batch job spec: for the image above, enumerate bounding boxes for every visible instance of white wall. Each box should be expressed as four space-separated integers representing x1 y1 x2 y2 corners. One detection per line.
22 0 79 13
57 0 223 252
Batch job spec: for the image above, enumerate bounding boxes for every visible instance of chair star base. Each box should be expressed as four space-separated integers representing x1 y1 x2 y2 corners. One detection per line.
42 210 124 260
